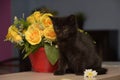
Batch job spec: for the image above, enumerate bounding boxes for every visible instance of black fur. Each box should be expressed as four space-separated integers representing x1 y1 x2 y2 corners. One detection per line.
50 15 107 75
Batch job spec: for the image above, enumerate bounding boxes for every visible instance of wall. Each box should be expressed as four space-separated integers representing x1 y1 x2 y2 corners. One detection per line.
0 0 12 61
11 0 120 60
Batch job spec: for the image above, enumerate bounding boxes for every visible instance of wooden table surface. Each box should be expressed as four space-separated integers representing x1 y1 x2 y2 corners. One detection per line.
0 62 120 80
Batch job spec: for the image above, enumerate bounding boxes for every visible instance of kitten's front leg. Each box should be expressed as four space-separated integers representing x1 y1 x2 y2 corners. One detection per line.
54 57 67 75
74 63 85 75
75 68 84 75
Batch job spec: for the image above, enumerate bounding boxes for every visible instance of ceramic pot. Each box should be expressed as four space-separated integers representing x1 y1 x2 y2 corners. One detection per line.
29 47 58 72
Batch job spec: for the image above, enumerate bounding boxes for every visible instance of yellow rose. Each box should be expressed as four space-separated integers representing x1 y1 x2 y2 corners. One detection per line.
44 26 56 41
13 35 23 43
40 13 53 28
27 11 42 24
8 25 18 33
33 11 42 22
25 23 43 45
27 15 36 24
5 25 23 43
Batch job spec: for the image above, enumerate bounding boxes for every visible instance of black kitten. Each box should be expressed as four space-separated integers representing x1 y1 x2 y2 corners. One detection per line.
50 15 107 75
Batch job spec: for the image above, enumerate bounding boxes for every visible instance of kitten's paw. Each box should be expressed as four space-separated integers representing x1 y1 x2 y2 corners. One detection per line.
54 71 65 75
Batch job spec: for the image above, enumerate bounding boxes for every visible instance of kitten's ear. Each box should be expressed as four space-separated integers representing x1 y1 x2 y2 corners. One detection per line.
68 15 75 20
68 15 76 24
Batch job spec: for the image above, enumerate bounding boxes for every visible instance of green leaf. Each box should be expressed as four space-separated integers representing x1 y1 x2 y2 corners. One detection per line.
44 43 59 65
23 51 31 59
23 43 42 59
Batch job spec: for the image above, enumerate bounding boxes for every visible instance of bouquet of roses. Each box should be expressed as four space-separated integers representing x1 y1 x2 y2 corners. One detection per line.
5 11 59 65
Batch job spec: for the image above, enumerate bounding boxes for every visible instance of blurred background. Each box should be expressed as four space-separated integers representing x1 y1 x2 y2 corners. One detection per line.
0 0 120 74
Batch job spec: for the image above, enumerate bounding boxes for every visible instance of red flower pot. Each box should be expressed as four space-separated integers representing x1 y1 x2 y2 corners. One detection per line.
29 47 58 72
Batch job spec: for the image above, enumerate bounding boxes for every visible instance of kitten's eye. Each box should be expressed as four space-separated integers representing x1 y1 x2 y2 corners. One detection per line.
63 26 68 32
64 28 68 32
55 28 59 33
63 26 69 32
56 29 59 32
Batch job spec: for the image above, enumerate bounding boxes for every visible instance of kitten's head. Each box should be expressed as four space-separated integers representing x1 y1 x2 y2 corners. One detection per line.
50 15 77 40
